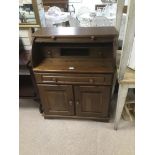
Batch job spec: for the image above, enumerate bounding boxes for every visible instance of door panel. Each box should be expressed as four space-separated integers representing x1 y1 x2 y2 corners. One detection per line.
74 86 111 117
38 84 74 116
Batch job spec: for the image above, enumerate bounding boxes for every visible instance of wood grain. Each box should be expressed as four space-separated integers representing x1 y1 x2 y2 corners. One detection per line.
32 27 118 121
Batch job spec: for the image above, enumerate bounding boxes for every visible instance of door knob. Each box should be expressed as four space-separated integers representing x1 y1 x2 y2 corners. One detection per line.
76 101 79 105
69 100 73 106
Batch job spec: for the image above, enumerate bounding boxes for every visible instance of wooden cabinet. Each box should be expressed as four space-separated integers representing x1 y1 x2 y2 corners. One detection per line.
37 84 111 118
32 27 118 121
74 86 111 118
38 85 74 115
43 0 68 11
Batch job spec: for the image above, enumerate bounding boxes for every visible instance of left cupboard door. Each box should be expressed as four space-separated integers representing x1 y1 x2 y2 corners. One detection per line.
37 84 75 116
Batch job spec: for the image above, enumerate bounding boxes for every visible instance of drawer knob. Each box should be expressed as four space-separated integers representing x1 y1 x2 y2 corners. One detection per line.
51 36 56 40
52 78 57 82
68 66 75 70
89 79 94 83
90 36 95 40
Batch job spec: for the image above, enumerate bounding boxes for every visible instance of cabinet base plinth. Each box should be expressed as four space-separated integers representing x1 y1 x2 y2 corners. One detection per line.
43 114 110 122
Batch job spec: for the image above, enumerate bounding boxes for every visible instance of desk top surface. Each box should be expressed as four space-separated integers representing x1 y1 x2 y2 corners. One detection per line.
32 27 118 37
33 58 114 73
119 67 135 84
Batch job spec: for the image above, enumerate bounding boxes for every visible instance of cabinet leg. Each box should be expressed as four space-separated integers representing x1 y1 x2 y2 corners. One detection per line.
39 103 43 113
114 84 128 130
111 71 117 97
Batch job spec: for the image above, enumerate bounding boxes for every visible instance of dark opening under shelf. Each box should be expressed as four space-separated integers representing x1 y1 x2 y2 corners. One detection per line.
19 75 35 97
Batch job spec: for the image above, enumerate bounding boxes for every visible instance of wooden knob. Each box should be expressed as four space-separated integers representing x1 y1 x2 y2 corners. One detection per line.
76 101 79 105
52 77 57 82
89 79 94 83
51 36 56 40
68 66 75 70
69 101 73 105
90 36 95 40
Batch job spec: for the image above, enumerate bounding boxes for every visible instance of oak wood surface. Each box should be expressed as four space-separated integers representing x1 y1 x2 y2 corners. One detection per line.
32 27 118 121
34 73 113 85
44 114 109 122
74 86 111 118
33 58 114 73
38 84 74 116
32 27 118 37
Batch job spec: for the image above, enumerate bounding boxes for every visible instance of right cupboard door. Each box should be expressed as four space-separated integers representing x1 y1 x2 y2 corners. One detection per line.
74 86 111 118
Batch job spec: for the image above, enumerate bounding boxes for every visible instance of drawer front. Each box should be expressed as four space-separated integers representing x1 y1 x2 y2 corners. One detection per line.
35 73 113 85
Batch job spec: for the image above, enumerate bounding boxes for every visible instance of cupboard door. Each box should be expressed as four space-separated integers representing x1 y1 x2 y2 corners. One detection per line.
74 86 111 118
38 84 74 116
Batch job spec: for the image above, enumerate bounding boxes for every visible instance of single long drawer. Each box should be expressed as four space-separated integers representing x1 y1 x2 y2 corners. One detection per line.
34 73 113 85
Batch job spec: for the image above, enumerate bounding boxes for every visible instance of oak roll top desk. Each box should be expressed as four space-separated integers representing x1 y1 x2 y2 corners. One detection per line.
32 27 118 121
